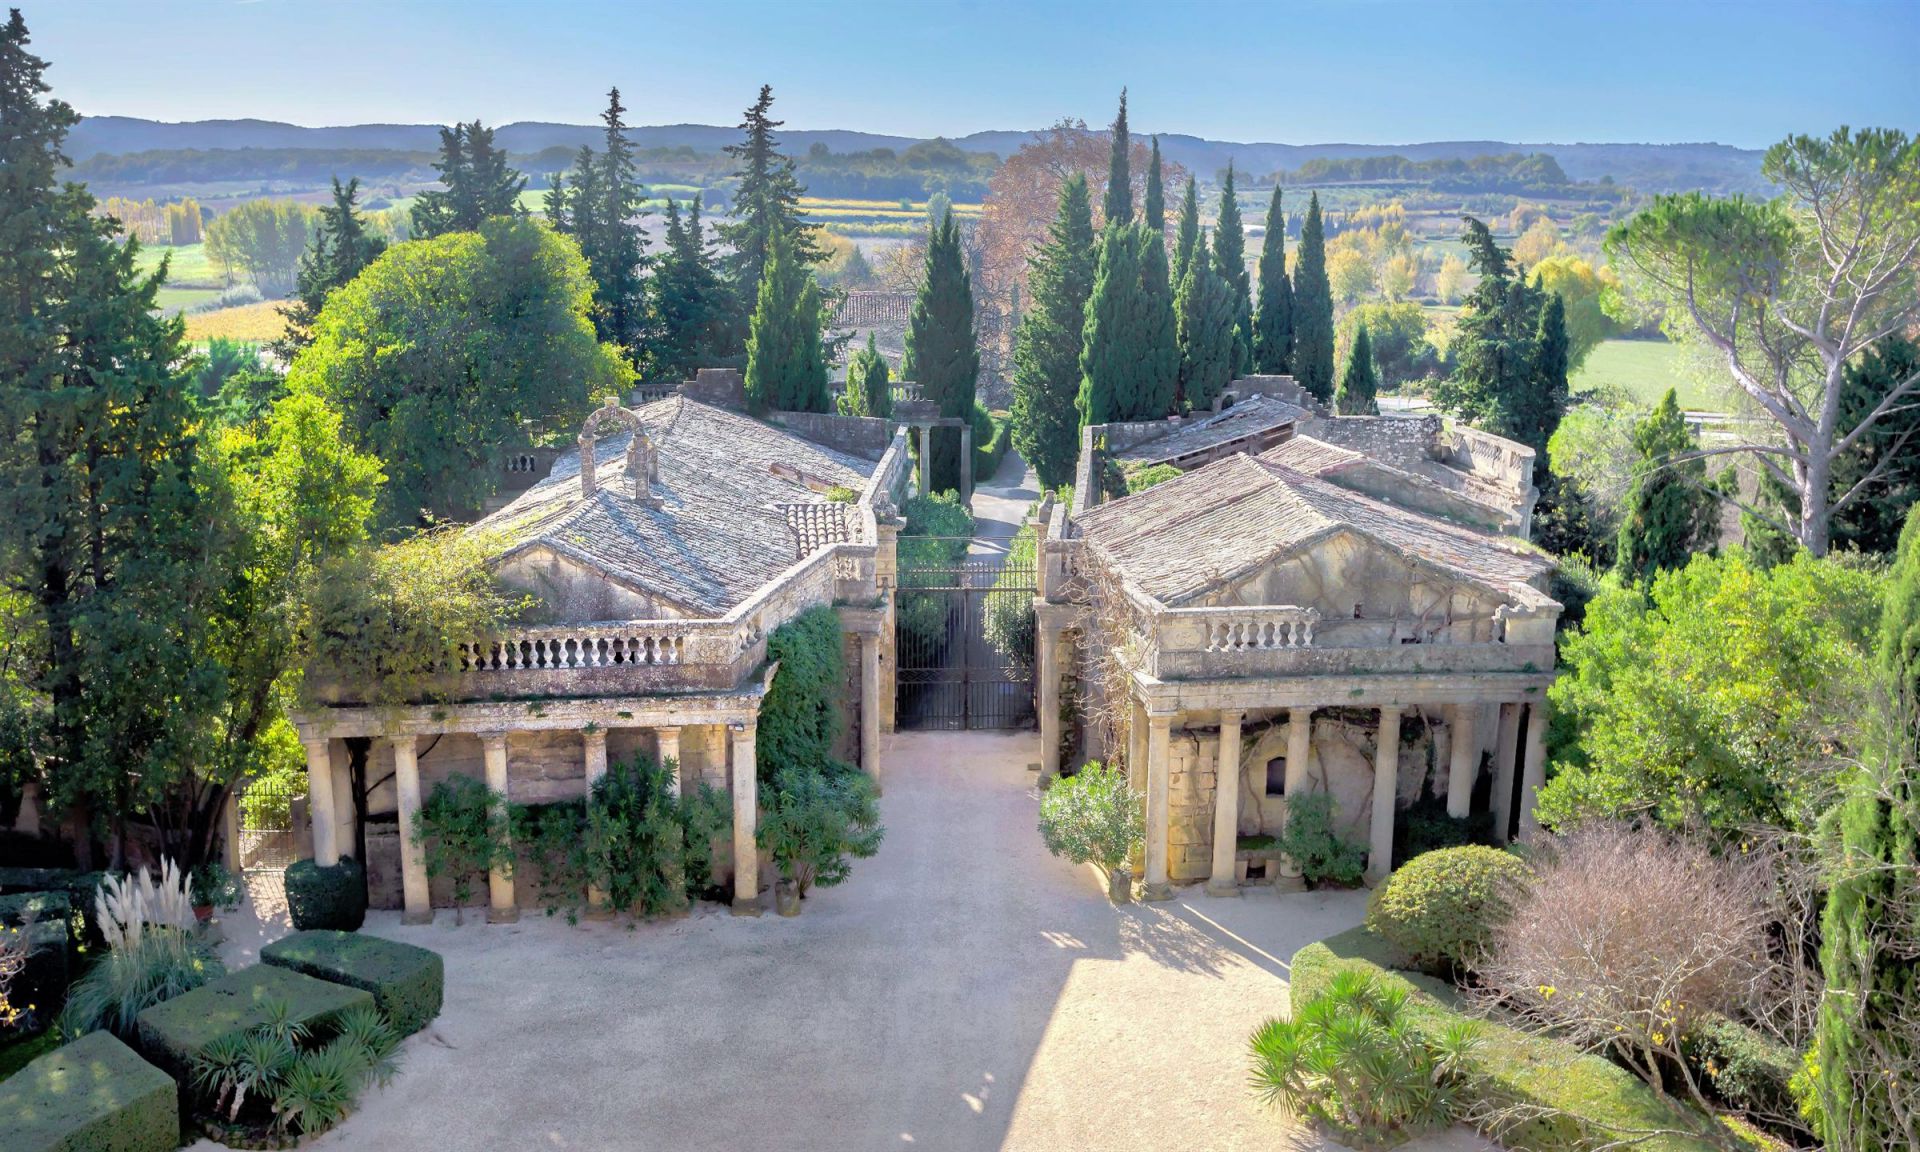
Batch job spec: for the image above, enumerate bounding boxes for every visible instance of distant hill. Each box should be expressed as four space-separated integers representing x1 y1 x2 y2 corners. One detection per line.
65 116 1771 196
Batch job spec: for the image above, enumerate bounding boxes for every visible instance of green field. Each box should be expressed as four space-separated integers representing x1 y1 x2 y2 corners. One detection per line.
133 242 227 288
1573 338 1721 410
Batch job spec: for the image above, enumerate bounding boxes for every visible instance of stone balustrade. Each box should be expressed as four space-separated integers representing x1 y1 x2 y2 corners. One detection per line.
1189 606 1321 652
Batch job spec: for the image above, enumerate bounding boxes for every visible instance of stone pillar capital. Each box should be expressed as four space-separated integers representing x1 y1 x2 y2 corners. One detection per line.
477 730 509 751
1218 709 1245 728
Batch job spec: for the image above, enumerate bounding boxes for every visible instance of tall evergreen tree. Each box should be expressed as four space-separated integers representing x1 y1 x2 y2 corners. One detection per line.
1011 172 1097 491
902 211 980 492
0 10 221 867
1143 137 1165 232
548 89 649 357
1814 505 1920 1152
1173 175 1200 288
744 228 830 414
1079 224 1177 424
1102 89 1132 227
1614 388 1717 580
1212 163 1252 378
721 85 821 353
410 120 525 238
647 196 729 381
276 175 386 358
840 333 891 418
1176 235 1236 414
1292 192 1336 401
1253 184 1294 374
1333 321 1380 415
1137 222 1180 419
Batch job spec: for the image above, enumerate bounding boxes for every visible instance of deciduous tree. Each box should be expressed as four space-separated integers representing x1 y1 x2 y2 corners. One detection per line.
276 176 386 357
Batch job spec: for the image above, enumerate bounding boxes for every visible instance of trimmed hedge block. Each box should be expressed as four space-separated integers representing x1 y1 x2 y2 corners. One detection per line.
133 964 372 1085
284 857 368 931
262 930 443 1035
0 1029 179 1152
0 889 72 925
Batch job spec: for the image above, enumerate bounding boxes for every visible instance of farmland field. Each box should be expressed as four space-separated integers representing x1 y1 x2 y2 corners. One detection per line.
134 241 228 288
1573 338 1721 410
184 301 288 343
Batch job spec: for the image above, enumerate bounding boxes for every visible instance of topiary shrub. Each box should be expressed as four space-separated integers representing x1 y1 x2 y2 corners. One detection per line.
1680 1014 1804 1141
282 858 367 932
1365 845 1532 975
0 1029 179 1152
261 931 443 1037
1276 793 1366 888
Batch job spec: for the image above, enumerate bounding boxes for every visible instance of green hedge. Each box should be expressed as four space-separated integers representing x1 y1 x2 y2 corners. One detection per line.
1364 845 1531 974
1681 1015 1802 1140
284 857 367 931
262 930 444 1036
0 1029 179 1152
971 405 1012 482
133 964 372 1087
1290 926 1722 1152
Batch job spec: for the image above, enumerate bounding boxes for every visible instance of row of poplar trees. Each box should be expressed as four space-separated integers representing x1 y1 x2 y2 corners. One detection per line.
1009 91 1340 490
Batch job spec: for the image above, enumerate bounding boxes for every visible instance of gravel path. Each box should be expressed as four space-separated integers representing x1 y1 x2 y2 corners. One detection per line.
199 731 1489 1152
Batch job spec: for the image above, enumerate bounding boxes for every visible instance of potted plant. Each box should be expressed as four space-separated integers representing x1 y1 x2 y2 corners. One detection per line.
1037 762 1143 904
190 861 243 921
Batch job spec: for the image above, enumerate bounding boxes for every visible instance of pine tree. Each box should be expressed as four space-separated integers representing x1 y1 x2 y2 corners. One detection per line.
1292 192 1336 402
1333 321 1380 415
276 176 386 357
744 229 829 414
0 10 222 867
1143 137 1165 232
1102 89 1132 227
902 211 980 492
1432 216 1565 470
1212 163 1252 379
1173 175 1200 288
1253 184 1294 374
721 85 821 353
410 120 526 238
1012 173 1097 491
549 89 649 357
840 333 892 418
1814 505 1920 1152
647 196 729 381
1614 388 1717 580
1176 235 1236 414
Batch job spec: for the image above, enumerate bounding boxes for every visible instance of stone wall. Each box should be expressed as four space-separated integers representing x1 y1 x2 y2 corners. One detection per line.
1228 375 1326 415
496 546 688 623
770 411 894 461
680 368 747 409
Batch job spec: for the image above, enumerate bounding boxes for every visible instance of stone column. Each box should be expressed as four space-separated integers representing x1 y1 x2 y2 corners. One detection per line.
1207 711 1245 897
221 790 242 873
917 425 932 498
301 736 338 867
331 753 357 861
583 727 611 917
1126 696 1148 878
656 726 682 797
1283 707 1314 808
1446 704 1480 820
1143 711 1174 901
960 421 974 505
1368 706 1403 885
389 735 431 925
480 732 518 924
730 721 761 915
1035 616 1060 782
858 634 882 794
1517 699 1550 842
1492 702 1521 843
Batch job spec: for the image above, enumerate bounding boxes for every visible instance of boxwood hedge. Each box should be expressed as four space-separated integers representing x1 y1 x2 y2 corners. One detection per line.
133 964 371 1087
283 857 368 931
0 1029 179 1152
261 930 443 1036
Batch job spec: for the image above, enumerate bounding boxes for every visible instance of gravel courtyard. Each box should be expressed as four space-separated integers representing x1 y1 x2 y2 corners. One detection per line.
206 731 1485 1152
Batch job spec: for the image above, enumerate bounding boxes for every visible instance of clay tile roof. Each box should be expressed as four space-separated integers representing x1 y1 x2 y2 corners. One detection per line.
471 396 875 617
1114 393 1311 467
1075 452 1553 608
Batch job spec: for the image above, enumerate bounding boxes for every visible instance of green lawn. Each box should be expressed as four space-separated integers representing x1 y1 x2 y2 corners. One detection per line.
1573 338 1721 410
133 242 228 289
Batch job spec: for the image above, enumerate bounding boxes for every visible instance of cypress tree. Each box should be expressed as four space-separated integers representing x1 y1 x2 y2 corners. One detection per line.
902 212 979 492
551 89 650 357
744 228 829 413
1213 163 1252 378
1143 137 1165 232
1333 321 1380 415
1078 223 1143 426
1173 175 1200 289
1292 191 1335 401
1614 388 1717 581
1253 184 1294 374
1176 235 1236 414
1011 172 1096 490
1814 505 1920 1152
721 85 821 352
1102 89 1132 227
840 333 891 418
276 175 386 357
1136 222 1180 419
411 120 525 238
647 196 729 381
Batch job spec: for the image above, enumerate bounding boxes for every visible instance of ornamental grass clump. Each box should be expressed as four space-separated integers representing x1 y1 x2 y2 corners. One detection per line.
1249 969 1484 1143
60 863 223 1041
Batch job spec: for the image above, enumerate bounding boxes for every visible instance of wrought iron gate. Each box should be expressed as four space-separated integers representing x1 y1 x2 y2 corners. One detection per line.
895 535 1037 730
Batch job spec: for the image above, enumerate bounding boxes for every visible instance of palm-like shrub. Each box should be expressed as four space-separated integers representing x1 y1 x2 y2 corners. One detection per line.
1038 762 1142 873
192 999 402 1138
1365 845 1533 975
1249 969 1483 1142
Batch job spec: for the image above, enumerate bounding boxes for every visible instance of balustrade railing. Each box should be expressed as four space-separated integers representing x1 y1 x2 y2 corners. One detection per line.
1189 606 1321 651
461 624 698 671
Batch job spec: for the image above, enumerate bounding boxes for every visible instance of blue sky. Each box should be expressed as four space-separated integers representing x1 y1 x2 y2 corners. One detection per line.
27 0 1920 147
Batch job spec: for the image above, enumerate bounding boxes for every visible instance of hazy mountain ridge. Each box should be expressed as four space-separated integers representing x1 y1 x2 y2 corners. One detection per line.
66 115 1770 194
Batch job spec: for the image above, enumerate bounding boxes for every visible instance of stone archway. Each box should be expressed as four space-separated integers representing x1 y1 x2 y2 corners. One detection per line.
577 396 658 504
